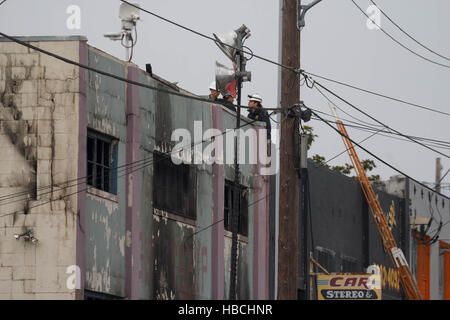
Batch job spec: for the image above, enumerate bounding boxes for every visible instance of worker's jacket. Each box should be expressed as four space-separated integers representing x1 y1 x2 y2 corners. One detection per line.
216 98 236 112
248 107 271 140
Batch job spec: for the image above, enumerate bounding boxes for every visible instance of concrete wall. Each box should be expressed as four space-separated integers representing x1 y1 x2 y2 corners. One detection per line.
83 47 127 297
0 37 82 299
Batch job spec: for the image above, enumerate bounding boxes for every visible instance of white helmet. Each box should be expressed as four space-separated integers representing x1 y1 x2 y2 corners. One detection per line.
209 81 217 91
248 93 262 103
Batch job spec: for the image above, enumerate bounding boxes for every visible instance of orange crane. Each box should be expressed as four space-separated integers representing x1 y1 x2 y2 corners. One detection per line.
330 107 422 300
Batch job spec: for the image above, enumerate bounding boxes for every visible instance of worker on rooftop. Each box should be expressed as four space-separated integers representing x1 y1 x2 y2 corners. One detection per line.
247 93 271 140
217 91 236 112
208 81 220 102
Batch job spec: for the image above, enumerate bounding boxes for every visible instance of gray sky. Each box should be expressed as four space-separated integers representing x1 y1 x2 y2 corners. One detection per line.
1 0 449 192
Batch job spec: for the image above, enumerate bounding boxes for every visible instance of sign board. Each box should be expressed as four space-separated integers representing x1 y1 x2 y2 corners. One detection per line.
316 273 381 300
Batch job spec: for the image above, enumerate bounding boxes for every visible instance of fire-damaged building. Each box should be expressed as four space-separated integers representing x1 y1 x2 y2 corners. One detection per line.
1 35 449 301
0 36 271 300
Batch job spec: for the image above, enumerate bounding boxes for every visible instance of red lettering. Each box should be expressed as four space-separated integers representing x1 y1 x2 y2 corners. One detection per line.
330 277 344 287
358 277 369 290
344 277 357 287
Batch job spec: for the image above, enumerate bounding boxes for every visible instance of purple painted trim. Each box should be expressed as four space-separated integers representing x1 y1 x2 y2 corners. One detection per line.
76 39 88 300
253 125 270 300
211 104 225 300
125 66 141 299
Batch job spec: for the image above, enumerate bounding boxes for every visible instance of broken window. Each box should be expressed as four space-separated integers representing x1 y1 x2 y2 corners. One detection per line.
87 130 117 194
153 152 196 219
224 180 248 237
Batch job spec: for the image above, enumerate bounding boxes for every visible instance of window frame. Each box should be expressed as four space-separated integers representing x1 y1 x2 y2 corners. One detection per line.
87 129 116 195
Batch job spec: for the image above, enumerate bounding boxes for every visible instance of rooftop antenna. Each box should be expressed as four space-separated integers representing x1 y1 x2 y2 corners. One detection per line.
104 2 140 62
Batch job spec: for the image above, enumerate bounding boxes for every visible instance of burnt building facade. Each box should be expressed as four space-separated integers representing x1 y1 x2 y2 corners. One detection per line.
0 36 271 300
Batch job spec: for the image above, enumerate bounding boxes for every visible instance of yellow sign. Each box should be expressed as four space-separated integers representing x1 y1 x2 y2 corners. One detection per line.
317 274 382 300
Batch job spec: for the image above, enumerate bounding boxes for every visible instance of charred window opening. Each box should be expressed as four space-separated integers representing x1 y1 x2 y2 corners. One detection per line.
84 289 122 300
224 180 248 237
87 129 117 194
153 152 196 219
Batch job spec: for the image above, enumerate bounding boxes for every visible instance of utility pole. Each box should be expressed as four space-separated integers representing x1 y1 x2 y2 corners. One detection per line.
213 24 251 300
230 51 243 300
278 0 301 300
435 158 443 194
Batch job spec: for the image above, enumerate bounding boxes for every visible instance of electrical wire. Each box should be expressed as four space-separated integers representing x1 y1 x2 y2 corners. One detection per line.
125 0 449 122
0 0 7 6
302 74 450 159
369 0 450 62
186 190 275 240
308 107 450 200
302 71 450 118
307 105 450 150
350 0 450 69
309 114 450 152
0 113 272 217
0 31 282 111
118 1 299 74
314 85 384 129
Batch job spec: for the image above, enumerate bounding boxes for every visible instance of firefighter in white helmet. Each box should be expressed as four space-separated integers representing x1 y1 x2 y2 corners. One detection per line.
208 81 220 102
247 94 271 140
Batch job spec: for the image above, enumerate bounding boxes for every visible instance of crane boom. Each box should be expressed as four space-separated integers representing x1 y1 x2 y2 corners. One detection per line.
334 119 422 300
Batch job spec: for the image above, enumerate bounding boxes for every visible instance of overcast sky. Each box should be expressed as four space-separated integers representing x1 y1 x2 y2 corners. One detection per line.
1 0 449 192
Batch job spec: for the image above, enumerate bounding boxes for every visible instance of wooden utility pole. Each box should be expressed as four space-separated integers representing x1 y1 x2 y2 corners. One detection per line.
278 0 301 300
435 158 443 194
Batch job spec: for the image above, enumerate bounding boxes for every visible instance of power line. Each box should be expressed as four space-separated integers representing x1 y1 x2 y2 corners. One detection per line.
309 113 450 151
123 0 449 124
186 190 275 240
118 0 299 74
303 71 450 117
308 107 450 201
350 0 450 69
0 112 275 216
303 74 450 159
314 85 384 129
0 0 7 6
0 31 281 112
370 0 450 62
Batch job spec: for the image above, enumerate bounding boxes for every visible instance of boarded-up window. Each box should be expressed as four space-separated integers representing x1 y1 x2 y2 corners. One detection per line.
224 180 248 236
153 152 196 219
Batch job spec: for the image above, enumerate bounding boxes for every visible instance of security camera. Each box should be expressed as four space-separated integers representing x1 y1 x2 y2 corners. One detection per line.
104 33 124 41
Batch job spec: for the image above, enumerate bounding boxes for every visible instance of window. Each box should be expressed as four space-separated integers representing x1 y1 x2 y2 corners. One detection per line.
153 152 196 219
224 180 248 237
87 130 117 194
